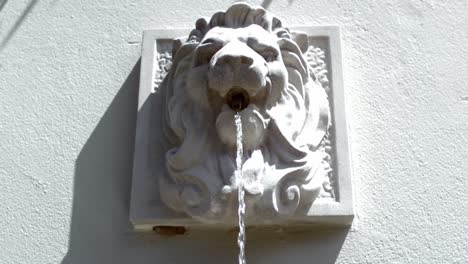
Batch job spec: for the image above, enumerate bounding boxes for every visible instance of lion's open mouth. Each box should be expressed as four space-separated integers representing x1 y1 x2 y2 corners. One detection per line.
226 87 250 112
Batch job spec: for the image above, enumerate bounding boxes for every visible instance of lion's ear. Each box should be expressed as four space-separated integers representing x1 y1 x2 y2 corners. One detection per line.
290 31 309 54
172 37 188 58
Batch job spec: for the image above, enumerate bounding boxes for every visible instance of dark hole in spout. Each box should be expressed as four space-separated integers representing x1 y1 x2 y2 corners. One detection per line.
226 88 250 112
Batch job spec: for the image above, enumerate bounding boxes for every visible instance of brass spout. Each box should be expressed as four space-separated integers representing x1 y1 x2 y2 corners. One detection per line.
226 88 250 112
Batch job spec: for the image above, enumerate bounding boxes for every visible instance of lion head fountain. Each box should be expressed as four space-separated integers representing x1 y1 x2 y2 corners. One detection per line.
157 3 330 223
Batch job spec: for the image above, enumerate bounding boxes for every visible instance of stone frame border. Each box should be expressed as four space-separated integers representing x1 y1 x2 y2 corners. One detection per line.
130 26 353 231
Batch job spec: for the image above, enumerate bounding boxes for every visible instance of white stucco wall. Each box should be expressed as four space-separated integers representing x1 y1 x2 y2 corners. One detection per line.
0 0 467 263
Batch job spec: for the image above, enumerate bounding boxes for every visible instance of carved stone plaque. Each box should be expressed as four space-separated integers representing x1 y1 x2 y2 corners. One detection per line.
130 4 353 230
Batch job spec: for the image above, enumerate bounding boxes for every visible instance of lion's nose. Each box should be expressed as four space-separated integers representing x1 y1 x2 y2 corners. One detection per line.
211 42 255 69
217 54 254 68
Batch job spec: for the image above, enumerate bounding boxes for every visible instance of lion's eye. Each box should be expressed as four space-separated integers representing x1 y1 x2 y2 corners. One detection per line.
259 48 278 62
194 49 217 66
201 51 215 63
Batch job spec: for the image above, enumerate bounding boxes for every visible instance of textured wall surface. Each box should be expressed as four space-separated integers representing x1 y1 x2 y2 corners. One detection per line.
0 0 467 263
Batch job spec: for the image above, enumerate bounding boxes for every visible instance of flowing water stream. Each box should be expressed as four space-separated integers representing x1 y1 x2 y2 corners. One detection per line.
234 112 246 264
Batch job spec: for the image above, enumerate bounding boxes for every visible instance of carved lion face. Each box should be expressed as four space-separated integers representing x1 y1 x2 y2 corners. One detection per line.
186 25 287 150
158 3 330 221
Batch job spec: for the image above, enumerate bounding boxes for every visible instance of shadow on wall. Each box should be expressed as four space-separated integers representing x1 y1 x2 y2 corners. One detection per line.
0 0 39 51
62 59 349 264
0 0 8 12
